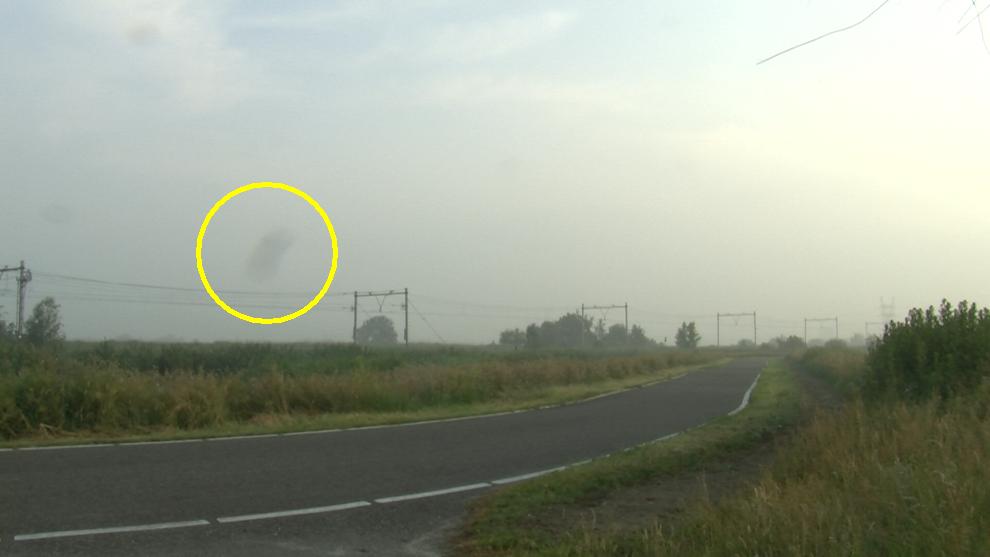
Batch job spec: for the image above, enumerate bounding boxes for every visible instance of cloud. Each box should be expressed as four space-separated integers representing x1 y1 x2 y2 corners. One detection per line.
57 0 257 110
421 73 648 113
424 10 576 62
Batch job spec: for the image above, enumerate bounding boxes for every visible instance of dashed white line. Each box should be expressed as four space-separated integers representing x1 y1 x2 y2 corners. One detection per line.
205 433 280 442
216 501 371 523
14 520 210 541
16 444 106 451
374 482 491 504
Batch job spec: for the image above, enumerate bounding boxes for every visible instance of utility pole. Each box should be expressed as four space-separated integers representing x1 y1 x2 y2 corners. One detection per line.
716 311 756 347
804 317 838 344
0 261 31 338
352 289 408 345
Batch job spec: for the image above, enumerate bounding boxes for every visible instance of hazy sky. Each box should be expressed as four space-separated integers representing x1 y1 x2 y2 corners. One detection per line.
2 1 989 345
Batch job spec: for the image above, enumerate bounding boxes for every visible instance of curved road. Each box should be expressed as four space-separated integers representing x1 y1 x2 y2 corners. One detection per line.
0 357 765 556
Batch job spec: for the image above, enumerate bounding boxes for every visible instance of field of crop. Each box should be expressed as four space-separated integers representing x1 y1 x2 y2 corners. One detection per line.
0 341 721 445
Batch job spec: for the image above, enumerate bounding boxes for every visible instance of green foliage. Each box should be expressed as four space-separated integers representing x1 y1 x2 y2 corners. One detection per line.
675 321 700 349
525 313 592 349
0 349 716 441
866 300 990 400
499 328 526 348
355 315 399 346
795 346 867 397
602 324 628 346
629 325 651 347
762 335 806 352
627 388 990 557
0 309 14 341
518 314 656 349
25 297 63 347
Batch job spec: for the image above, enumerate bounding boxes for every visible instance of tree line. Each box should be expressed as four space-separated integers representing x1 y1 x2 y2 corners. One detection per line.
0 296 63 347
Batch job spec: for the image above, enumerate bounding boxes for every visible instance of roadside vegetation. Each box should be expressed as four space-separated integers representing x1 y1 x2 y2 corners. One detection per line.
457 358 800 556
460 300 990 556
0 325 721 445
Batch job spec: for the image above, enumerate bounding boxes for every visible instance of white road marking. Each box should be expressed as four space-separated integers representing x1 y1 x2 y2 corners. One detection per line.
374 483 491 504
205 433 280 442
728 372 762 416
216 501 371 523
491 466 567 485
124 439 206 446
14 520 210 541
16 444 107 451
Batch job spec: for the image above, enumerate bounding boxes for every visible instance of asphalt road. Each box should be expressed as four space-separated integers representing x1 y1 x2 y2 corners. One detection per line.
0 357 765 556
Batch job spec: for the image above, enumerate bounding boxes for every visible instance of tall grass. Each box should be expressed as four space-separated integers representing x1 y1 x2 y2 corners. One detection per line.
555 301 990 555
792 346 867 396
0 350 713 440
608 383 990 556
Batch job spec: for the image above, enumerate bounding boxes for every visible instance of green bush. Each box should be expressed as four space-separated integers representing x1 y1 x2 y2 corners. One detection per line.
866 300 990 400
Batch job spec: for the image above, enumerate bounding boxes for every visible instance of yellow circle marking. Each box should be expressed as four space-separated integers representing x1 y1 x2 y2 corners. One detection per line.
195 182 338 325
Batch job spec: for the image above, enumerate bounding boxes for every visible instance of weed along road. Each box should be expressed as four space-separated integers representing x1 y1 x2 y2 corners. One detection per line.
0 358 764 556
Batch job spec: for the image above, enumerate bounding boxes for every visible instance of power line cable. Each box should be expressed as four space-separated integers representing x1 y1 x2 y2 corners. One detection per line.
409 299 445 343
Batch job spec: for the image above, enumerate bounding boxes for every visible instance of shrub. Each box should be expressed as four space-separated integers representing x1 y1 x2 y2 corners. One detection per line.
866 300 990 400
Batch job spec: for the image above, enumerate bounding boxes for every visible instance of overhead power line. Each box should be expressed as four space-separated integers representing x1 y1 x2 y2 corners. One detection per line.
35 271 350 298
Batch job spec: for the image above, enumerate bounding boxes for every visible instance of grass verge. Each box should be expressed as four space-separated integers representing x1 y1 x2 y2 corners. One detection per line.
0 356 725 448
457 358 801 556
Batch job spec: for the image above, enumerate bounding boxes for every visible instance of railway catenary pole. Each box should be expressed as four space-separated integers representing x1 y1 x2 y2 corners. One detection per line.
804 317 838 344
716 311 756 347
582 303 629 344
352 291 358 342
352 289 408 345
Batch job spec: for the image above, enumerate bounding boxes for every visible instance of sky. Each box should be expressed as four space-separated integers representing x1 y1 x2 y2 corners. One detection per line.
1 0 989 345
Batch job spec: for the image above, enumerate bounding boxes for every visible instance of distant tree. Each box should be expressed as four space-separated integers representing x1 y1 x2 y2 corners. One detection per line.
525 323 541 349
355 315 398 346
499 328 526 349
563 313 593 348
762 335 806 351
25 297 63 347
675 321 701 349
521 313 593 349
603 323 628 346
593 319 606 341
824 338 848 350
629 324 652 347
780 335 806 351
737 338 755 349
0 307 13 342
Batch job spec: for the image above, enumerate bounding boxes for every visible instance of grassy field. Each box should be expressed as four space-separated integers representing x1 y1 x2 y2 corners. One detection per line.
0 341 723 446
457 358 800 556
